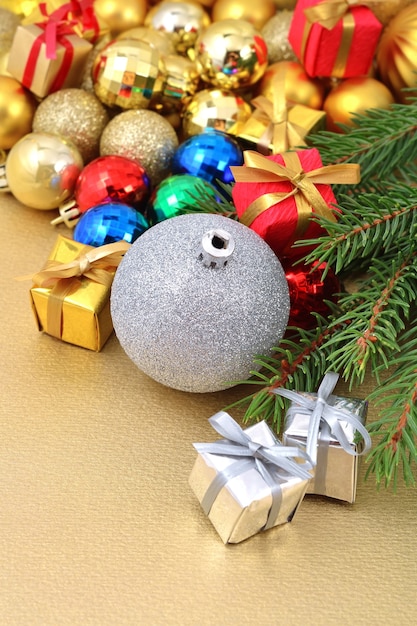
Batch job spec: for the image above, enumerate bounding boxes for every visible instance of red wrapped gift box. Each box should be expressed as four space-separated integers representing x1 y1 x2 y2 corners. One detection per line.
288 0 383 78
231 149 360 260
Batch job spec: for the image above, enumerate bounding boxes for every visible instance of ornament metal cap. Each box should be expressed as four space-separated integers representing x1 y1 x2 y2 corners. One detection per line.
0 150 9 192
197 228 235 269
50 199 80 228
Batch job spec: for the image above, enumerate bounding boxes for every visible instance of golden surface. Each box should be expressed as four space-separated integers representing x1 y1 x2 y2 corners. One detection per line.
1 192 417 625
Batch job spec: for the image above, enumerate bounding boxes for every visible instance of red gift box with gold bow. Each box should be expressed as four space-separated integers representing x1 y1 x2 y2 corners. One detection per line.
288 0 383 78
231 149 360 260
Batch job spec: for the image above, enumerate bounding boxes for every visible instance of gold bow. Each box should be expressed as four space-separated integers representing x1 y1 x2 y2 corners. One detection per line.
20 239 130 339
230 151 360 241
304 0 380 30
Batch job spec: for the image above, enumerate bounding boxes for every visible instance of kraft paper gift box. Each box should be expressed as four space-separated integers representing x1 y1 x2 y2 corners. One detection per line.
28 235 129 351
189 412 312 544
288 0 383 78
7 23 92 98
277 373 371 503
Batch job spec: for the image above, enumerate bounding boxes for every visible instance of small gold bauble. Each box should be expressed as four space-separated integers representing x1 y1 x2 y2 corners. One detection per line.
5 132 83 210
145 1 211 56
182 88 252 138
323 77 395 132
0 76 37 150
94 0 148 35
32 88 109 163
211 0 276 31
255 60 325 109
376 3 417 103
117 26 176 56
92 38 165 109
195 19 268 91
100 110 179 187
153 54 200 114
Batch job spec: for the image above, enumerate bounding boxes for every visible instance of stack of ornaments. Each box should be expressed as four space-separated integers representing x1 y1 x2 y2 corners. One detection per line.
1 0 412 543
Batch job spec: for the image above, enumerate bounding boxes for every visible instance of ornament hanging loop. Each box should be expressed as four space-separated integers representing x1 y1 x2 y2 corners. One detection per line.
197 229 235 269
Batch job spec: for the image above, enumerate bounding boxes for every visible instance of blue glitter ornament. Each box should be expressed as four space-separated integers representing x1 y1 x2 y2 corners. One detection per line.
147 174 218 225
171 130 243 190
73 202 149 247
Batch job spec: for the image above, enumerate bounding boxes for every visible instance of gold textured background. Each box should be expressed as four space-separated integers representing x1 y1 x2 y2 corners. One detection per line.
1 193 416 625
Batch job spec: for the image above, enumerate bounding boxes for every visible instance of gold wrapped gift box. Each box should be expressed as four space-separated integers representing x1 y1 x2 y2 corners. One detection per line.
283 395 368 503
189 417 311 544
29 235 128 352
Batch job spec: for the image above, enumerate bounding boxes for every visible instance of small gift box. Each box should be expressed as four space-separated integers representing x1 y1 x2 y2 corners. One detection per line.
7 21 92 98
288 0 383 78
189 411 313 544
275 373 372 503
230 149 360 260
26 235 130 351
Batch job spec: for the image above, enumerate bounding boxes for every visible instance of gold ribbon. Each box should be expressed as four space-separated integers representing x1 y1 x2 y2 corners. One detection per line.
230 150 360 239
300 0 382 77
19 240 130 339
249 73 307 154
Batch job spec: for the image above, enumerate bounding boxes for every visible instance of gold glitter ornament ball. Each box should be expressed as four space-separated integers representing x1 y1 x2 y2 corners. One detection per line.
5 132 83 210
182 88 252 138
261 11 298 64
100 109 179 187
211 0 276 31
376 3 417 103
0 76 37 150
194 19 268 91
94 0 148 35
32 88 109 163
323 77 395 133
255 61 325 109
92 38 166 110
144 0 211 57
0 8 21 77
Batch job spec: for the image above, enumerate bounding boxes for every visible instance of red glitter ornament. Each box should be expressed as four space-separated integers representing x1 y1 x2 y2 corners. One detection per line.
284 260 340 330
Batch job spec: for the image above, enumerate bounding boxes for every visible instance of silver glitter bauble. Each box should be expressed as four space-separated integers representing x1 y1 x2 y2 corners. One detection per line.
111 213 290 393
261 11 297 64
99 109 179 187
32 88 109 163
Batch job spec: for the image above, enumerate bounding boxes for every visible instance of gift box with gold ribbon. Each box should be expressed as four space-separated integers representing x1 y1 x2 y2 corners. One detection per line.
25 235 130 351
275 373 371 503
230 149 360 260
189 411 313 544
7 4 93 98
288 0 383 78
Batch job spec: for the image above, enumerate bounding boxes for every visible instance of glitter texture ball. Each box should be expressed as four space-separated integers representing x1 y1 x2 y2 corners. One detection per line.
194 19 268 90
73 202 149 247
111 213 290 393
171 130 243 189
92 38 165 109
182 88 252 138
75 155 150 213
99 109 179 187
32 88 109 163
147 174 218 225
261 10 297 64
5 132 83 210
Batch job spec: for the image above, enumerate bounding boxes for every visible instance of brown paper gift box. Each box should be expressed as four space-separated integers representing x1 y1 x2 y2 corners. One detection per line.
29 235 128 352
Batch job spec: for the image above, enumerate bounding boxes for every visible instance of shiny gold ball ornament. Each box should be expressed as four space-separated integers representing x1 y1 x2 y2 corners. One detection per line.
32 88 109 163
376 3 417 103
182 88 252 138
194 19 268 91
154 54 200 114
100 109 179 187
92 38 166 109
261 11 297 64
0 76 37 150
117 26 176 57
94 0 148 35
323 77 395 133
144 0 211 56
211 0 276 31
256 60 325 109
5 132 83 210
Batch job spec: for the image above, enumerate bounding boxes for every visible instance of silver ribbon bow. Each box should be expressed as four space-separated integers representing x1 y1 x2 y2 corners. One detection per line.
194 411 313 531
273 372 372 467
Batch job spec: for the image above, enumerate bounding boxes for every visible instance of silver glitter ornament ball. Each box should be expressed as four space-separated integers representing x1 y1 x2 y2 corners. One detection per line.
111 213 290 393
